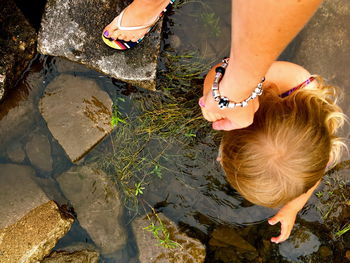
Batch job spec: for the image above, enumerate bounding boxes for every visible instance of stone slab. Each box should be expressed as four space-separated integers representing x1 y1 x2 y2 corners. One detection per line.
39 74 112 162
37 0 163 91
0 200 74 263
0 164 49 229
56 165 127 254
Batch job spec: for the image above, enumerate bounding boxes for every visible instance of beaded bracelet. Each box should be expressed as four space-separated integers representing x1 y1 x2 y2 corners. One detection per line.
212 58 265 109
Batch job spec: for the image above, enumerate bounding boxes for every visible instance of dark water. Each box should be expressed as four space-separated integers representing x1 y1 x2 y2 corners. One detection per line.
1 0 349 262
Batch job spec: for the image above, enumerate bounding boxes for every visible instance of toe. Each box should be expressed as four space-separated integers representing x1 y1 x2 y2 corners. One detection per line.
110 30 121 40
130 36 139 42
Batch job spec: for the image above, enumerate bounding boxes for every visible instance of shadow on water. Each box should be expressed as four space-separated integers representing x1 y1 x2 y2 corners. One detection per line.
0 0 349 262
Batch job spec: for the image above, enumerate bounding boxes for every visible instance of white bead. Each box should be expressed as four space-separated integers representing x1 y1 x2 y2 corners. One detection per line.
241 101 248 107
251 92 257 99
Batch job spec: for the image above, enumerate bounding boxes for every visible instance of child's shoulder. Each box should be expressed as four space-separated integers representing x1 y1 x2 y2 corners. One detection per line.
266 61 317 94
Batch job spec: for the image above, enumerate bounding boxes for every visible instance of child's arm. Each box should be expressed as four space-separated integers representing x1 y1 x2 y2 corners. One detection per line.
268 180 321 243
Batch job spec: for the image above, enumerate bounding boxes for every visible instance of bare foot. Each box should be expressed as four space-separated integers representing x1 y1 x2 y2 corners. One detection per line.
103 0 170 42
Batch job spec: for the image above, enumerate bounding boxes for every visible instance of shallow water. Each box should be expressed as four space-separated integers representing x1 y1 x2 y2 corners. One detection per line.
1 0 350 262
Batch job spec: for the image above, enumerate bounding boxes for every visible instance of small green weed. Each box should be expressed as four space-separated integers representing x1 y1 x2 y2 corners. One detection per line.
144 211 181 249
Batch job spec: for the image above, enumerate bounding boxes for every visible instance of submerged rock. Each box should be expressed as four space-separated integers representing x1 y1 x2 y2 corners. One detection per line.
41 250 99 263
6 141 26 163
210 226 257 252
132 213 206 263
0 0 37 101
25 131 53 172
37 0 163 91
0 164 49 229
0 200 74 263
40 74 112 162
56 165 126 254
279 225 321 263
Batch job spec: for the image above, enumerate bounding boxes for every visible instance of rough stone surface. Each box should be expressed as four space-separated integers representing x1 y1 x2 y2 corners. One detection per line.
25 132 53 172
132 213 206 263
56 165 126 254
39 74 112 162
0 164 49 229
6 141 26 163
279 225 321 262
37 0 163 91
41 250 99 263
0 0 37 101
0 201 74 263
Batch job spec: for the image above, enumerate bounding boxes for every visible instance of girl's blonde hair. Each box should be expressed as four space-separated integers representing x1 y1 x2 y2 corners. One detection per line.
221 77 346 208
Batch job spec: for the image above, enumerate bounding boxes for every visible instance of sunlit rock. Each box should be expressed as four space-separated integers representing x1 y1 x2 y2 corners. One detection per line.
39 74 112 162
0 201 74 263
132 213 206 263
0 0 36 101
37 0 162 91
25 131 53 172
56 165 127 254
41 250 99 263
0 164 49 229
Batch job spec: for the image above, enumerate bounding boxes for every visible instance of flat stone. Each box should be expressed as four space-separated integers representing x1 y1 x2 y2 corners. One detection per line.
0 200 74 263
56 165 126 254
41 250 99 263
39 74 112 162
37 0 163 91
25 132 53 172
132 213 206 263
0 164 49 229
6 141 26 163
0 0 37 101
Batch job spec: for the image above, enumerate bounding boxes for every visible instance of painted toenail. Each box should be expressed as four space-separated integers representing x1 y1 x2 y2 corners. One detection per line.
104 30 109 37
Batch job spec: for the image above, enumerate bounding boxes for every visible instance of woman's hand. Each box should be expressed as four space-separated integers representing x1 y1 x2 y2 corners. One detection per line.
268 204 299 243
200 62 259 130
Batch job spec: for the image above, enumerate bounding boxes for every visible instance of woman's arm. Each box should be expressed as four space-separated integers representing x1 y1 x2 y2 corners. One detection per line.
202 0 323 131
268 180 321 243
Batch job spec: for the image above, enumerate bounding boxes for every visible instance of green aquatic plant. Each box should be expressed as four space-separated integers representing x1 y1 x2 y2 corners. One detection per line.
134 182 145 196
335 222 350 237
110 104 126 127
200 12 222 37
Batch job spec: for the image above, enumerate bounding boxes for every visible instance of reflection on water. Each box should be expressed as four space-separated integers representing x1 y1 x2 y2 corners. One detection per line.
0 0 349 262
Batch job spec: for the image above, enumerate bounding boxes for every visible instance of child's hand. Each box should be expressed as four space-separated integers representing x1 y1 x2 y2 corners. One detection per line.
268 205 299 243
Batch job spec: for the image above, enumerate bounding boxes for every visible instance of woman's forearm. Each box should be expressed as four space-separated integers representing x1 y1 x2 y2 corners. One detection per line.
221 0 323 99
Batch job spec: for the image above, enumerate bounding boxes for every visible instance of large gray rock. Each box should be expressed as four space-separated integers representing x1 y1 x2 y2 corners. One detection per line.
0 0 37 101
37 0 163 91
56 165 127 254
25 131 53 172
132 213 206 263
0 201 74 263
0 164 49 229
39 74 112 162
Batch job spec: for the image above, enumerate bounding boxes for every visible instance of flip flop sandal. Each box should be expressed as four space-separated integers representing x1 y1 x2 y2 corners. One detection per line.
102 0 175 50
